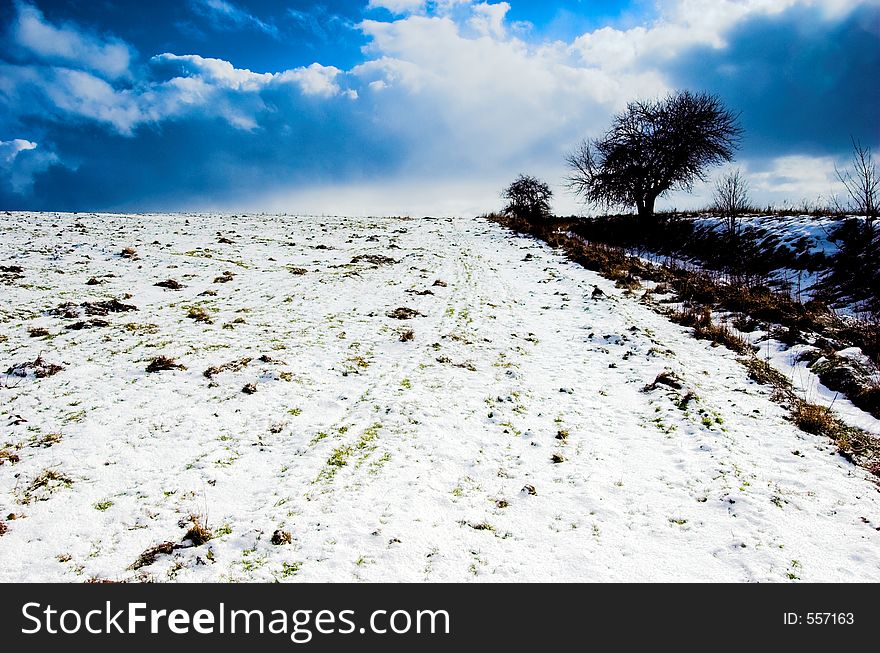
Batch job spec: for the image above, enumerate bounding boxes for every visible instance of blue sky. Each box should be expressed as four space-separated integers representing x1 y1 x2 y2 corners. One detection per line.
1 0 878 214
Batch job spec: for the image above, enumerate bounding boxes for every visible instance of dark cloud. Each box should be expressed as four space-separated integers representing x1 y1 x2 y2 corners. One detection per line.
665 3 880 160
13 91 402 212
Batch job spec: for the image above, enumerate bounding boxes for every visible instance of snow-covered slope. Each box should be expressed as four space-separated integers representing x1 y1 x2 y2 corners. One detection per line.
693 214 842 259
1 212 878 582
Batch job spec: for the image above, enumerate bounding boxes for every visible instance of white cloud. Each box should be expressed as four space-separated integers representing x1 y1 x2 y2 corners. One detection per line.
0 138 37 164
43 68 143 133
0 45 351 135
12 2 131 79
0 138 59 194
153 53 274 91
277 63 345 98
570 0 865 73
468 2 510 38
353 10 667 172
191 0 279 38
153 54 346 100
366 0 475 16
749 155 841 197
367 0 427 14
662 155 847 211
262 175 514 217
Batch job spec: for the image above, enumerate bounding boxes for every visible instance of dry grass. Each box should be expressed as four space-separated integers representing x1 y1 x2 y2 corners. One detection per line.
0 449 20 465
693 319 753 354
741 356 793 391
183 516 212 546
20 468 72 504
186 306 213 323
668 305 753 354
791 400 880 475
792 402 837 436
398 328 415 342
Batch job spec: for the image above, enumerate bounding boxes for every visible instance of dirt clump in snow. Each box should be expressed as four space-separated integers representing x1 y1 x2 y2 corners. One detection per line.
351 254 397 267
204 358 252 378
398 328 415 342
130 542 176 570
644 370 683 391
155 279 185 290
66 319 111 330
145 356 185 373
387 307 424 320
6 355 64 378
0 265 24 283
50 298 137 319
186 306 213 323
271 529 292 545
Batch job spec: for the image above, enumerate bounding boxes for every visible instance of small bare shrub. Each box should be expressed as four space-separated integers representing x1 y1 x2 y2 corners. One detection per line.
398 328 415 342
183 516 212 546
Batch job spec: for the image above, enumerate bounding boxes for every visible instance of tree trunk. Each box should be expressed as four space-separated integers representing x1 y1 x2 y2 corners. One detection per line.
636 196 655 219
635 198 646 218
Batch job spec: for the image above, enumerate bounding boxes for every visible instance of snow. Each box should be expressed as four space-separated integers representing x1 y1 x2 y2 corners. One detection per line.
1 212 878 582
692 214 842 258
671 214 848 304
760 339 880 437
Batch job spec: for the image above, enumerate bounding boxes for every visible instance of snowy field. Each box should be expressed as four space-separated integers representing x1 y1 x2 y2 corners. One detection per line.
1 212 879 582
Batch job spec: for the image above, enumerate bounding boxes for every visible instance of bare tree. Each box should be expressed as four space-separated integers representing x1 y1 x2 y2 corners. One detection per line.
835 138 878 221
566 90 742 219
713 168 751 234
501 174 553 220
